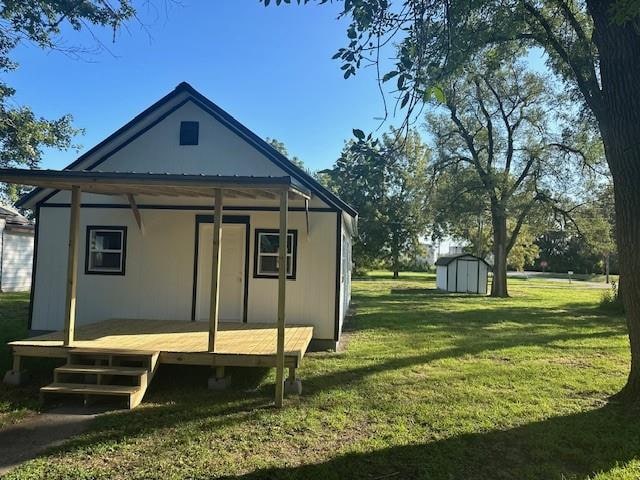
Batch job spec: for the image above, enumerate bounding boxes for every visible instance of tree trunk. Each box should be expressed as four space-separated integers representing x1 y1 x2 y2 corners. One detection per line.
392 252 400 279
589 0 640 401
490 211 509 297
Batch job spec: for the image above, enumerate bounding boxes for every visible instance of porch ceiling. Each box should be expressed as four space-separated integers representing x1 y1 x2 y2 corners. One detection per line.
0 168 311 201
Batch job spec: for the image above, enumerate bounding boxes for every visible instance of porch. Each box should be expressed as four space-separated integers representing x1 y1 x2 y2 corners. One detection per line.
0 168 313 408
7 318 313 408
9 318 314 368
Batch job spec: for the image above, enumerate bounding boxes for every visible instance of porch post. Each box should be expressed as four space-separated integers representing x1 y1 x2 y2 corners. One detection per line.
208 189 224 352
275 189 288 407
63 185 81 346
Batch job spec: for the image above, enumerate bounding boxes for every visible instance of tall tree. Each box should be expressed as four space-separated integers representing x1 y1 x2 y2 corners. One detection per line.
322 128 429 277
428 56 588 296
0 2 135 201
265 0 640 402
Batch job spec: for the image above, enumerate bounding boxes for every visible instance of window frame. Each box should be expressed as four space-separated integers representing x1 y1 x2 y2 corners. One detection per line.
84 226 128 276
253 229 298 280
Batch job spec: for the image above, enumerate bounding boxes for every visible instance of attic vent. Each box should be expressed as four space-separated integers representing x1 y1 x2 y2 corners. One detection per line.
179 121 199 145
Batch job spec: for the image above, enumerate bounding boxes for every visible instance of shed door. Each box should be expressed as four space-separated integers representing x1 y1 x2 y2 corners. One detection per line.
456 260 468 292
195 223 245 322
466 261 479 293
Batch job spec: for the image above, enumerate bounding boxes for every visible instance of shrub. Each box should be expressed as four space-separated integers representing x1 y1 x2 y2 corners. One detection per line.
600 280 624 314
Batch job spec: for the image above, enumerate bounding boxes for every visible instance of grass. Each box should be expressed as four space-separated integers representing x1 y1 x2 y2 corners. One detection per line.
1 275 639 479
0 292 44 427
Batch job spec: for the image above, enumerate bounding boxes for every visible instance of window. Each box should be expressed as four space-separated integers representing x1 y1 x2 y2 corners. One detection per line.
253 229 297 279
85 226 127 275
179 121 199 145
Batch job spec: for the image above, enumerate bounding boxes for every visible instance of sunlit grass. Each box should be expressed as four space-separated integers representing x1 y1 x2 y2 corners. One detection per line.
2 276 638 479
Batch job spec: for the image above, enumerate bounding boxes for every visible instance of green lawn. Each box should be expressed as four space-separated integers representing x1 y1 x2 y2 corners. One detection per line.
2 275 639 479
0 291 44 427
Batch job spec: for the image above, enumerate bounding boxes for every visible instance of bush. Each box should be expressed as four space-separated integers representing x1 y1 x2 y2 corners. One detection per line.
600 280 624 313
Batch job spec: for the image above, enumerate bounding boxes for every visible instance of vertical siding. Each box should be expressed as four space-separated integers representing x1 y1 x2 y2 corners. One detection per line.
1 231 34 292
32 206 339 339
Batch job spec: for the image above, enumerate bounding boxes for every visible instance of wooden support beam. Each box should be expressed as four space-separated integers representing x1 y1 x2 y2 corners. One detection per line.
305 198 310 236
208 189 224 352
127 194 144 234
275 189 288 408
63 186 81 346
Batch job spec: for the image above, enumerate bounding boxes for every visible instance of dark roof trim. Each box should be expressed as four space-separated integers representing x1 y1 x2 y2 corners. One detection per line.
18 82 358 217
435 253 491 267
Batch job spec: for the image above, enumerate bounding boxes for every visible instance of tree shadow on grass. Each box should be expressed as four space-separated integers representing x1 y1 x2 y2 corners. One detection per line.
223 402 640 480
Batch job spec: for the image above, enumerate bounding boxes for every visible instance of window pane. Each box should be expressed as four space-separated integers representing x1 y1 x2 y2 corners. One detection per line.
91 252 121 270
260 255 278 274
93 231 122 251
286 256 292 275
287 234 293 252
260 234 279 254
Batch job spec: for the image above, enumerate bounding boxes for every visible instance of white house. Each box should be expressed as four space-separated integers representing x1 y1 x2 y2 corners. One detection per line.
435 253 490 294
0 205 34 292
0 82 357 408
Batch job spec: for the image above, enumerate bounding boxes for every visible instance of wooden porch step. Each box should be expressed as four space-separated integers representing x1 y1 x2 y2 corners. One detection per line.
41 382 139 396
55 364 148 376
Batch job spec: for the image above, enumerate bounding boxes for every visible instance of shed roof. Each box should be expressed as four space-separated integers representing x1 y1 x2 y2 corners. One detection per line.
0 203 34 233
435 253 491 267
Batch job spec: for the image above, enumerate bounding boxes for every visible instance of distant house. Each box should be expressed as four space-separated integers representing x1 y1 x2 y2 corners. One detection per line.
0 205 34 292
435 253 490 294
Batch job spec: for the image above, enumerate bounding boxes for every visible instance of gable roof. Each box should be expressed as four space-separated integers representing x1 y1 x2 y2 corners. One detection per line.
435 253 491 267
17 82 357 217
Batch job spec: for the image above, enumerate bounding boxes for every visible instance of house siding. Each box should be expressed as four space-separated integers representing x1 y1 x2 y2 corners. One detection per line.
31 204 339 340
0 222 34 293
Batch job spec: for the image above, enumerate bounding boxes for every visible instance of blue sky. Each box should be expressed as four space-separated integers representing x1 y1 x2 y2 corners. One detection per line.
10 1 397 172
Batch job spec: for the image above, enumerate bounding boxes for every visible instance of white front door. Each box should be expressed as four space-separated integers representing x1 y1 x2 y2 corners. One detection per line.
195 223 245 322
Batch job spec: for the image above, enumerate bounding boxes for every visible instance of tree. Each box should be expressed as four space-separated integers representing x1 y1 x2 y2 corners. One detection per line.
322 128 430 277
265 0 640 402
266 137 307 170
535 182 617 276
428 56 588 296
0 2 135 202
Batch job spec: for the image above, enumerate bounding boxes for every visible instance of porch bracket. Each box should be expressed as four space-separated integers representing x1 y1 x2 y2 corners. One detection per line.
63 185 81 346
305 198 310 237
208 189 224 352
275 188 288 407
127 194 145 235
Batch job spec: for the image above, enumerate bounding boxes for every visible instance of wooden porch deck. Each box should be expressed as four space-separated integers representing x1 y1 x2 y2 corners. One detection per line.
9 319 314 368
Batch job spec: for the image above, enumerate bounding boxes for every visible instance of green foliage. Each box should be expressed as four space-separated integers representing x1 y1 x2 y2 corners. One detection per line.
322 128 430 273
534 182 616 274
428 53 596 293
266 137 307 170
0 1 135 202
601 280 625 313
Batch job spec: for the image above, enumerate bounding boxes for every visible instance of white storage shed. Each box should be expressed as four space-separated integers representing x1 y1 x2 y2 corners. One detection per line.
0 205 34 292
435 253 490 294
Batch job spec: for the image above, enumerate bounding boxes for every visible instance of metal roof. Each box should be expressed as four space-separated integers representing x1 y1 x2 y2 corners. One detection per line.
435 253 491 267
0 169 311 201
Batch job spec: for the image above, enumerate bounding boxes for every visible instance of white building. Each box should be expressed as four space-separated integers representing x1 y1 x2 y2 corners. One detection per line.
13 82 356 350
0 205 34 292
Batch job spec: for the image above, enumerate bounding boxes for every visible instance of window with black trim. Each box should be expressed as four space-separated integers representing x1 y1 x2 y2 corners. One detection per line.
253 229 297 279
179 121 199 145
85 226 127 275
